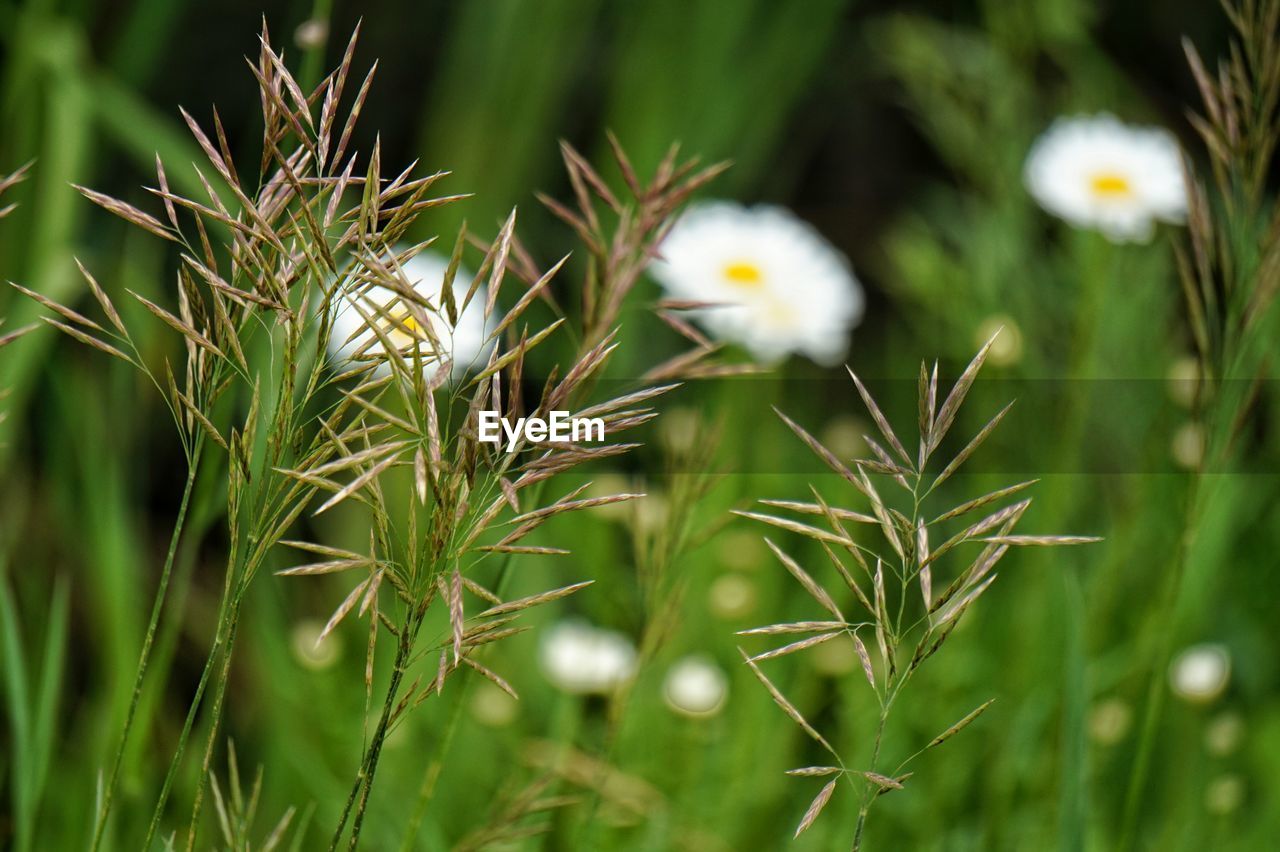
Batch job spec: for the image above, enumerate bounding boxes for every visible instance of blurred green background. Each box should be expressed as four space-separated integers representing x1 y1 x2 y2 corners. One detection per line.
4 0 1277 850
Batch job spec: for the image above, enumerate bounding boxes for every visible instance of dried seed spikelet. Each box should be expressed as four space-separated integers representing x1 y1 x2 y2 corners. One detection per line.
739 338 1099 836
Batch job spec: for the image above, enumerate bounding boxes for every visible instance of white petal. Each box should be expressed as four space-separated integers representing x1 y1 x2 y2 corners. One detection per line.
649 201 863 366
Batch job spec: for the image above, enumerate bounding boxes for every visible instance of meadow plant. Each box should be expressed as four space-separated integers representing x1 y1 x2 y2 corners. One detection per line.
17 21 732 848
737 335 1097 849
1176 0 1280 450
7 3 1273 850
0 163 36 425
205 743 306 850
1121 0 1280 842
0 156 60 852
387 134 736 852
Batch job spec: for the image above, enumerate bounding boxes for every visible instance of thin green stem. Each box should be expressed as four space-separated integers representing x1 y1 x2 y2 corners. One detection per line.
89 449 202 852
142 581 235 849
331 611 418 850
852 707 890 852
1036 242 1111 851
1058 569 1088 852
183 599 242 851
849 466 924 851
1116 473 1205 851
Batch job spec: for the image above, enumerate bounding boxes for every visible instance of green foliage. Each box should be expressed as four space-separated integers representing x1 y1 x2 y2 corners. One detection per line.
2 1 1278 851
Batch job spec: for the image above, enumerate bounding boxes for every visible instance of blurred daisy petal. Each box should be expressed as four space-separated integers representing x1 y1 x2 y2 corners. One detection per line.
649 201 864 365
1170 643 1230 703
1024 113 1186 243
539 619 637 695
328 249 493 380
663 655 728 718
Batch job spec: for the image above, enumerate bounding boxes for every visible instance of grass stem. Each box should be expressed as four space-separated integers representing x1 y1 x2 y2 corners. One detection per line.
332 610 420 850
89 449 202 852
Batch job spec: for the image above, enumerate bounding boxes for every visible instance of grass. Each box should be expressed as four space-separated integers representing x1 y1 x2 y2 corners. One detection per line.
736 336 1098 847
3 1 1280 850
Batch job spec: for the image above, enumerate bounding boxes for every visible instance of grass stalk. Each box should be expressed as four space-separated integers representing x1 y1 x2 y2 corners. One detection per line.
184 599 244 850
1116 473 1206 851
331 610 421 850
397 540 534 850
852 708 890 852
739 337 1097 843
89 443 203 852
144 528 247 850
141 600 228 848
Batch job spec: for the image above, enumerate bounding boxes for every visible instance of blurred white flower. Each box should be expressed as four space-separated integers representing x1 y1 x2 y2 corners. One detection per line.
1024 114 1186 243
1205 774 1245 815
290 618 341 670
1089 697 1132 745
1171 421 1207 470
471 681 519 727
1166 356 1202 409
328 250 492 380
809 637 856 677
632 492 669 534
649 201 863 365
1170 643 1231 703
540 619 637 695
663 655 729 718
975 315 1024 367
583 475 638 523
1205 712 1244 756
819 415 869 463
658 407 701 455
294 18 328 50
708 573 757 619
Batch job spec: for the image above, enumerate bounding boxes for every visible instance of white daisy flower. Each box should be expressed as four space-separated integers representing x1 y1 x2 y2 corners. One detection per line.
539 619 637 695
649 201 863 366
1025 113 1187 243
663 655 728 718
1170 643 1230 703
327 249 493 380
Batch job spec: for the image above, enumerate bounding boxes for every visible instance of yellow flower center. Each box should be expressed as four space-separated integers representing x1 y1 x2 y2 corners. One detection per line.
385 311 423 348
722 260 765 289
1089 172 1133 198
